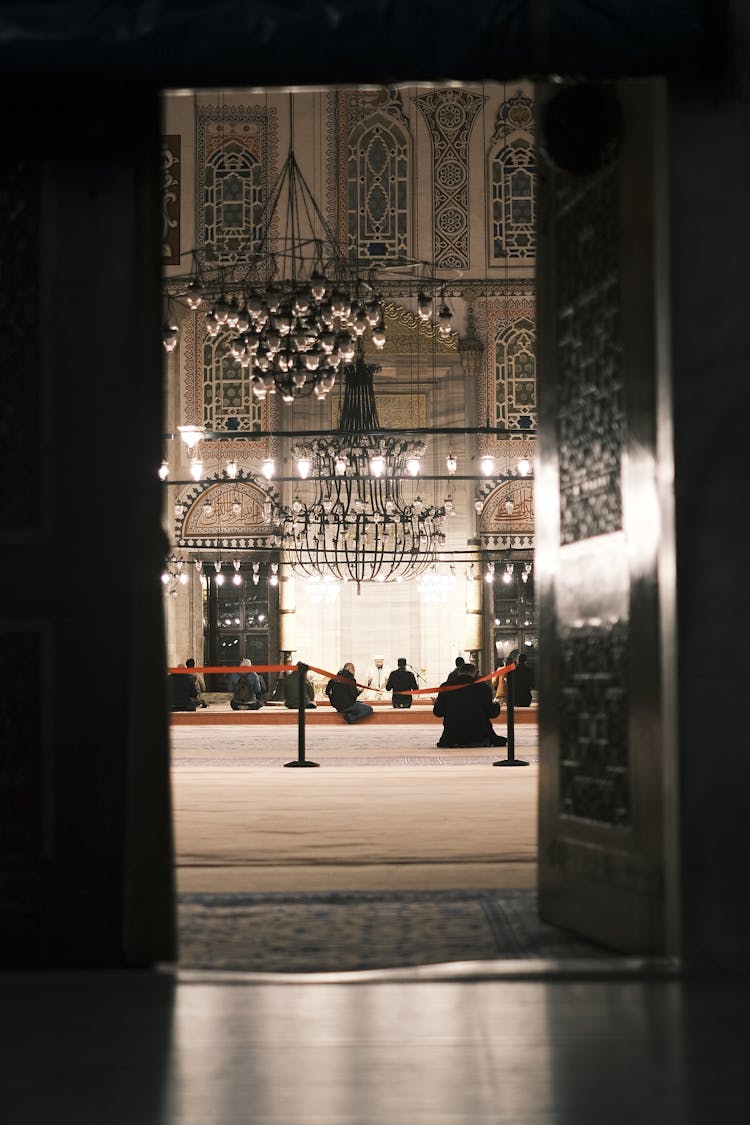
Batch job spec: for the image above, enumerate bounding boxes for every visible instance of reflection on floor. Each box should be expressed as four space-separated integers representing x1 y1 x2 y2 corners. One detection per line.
3 967 749 1124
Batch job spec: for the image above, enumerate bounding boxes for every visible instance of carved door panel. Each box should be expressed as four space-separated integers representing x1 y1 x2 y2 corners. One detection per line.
535 80 679 953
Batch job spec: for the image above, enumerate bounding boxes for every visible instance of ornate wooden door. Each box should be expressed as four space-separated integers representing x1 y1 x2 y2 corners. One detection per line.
535 80 679 954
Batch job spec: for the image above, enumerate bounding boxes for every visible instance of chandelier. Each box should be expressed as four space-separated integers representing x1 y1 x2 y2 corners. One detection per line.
163 97 455 406
276 343 448 589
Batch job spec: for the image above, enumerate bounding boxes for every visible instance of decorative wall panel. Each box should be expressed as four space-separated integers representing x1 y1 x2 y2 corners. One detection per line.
556 161 624 545
178 480 277 550
416 90 485 269
558 621 630 826
479 479 535 550
161 135 181 265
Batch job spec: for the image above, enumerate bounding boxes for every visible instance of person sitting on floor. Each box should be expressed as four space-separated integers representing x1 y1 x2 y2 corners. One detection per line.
185 657 208 708
325 662 374 724
228 658 264 711
385 657 418 709
445 655 467 684
169 665 198 712
283 665 317 709
433 662 507 748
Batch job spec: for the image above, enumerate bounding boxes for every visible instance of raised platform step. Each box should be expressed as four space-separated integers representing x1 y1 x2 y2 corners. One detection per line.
170 704 538 726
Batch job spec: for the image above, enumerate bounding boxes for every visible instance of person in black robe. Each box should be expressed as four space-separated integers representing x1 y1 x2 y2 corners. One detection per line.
433 663 506 747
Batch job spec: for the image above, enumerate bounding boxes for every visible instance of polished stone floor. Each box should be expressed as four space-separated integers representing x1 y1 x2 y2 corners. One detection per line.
3 967 749 1124
5 722 744 1124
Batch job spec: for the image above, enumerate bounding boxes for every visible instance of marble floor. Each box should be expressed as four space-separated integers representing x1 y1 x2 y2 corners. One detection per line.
5 723 743 1124
3 967 749 1124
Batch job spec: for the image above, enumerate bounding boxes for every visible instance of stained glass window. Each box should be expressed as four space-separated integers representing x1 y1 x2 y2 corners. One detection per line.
202 331 263 432
203 141 263 263
494 317 536 428
347 115 409 262
491 137 535 259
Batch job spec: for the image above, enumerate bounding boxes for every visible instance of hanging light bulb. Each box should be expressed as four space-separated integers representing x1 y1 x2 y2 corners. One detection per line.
190 458 203 481
194 559 203 574
406 456 421 477
446 452 457 475
158 460 169 481
162 323 179 352
202 500 213 517
474 498 484 514
232 559 242 586
226 460 239 479
261 458 275 480
480 454 495 476
417 292 433 321
517 456 531 477
269 562 279 587
485 562 495 584
232 500 242 515
369 454 386 478
214 559 224 586
178 424 204 451
505 496 514 514
296 456 311 479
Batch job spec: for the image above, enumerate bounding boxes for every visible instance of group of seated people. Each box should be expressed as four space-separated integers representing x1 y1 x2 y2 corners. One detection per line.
170 653 534 748
169 657 268 711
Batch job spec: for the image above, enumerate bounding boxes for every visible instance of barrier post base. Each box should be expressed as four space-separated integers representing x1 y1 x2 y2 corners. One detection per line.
284 760 320 768
493 758 530 767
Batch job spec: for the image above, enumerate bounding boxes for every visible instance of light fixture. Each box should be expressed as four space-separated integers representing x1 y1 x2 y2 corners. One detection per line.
189 458 203 481
446 452 457 475
485 562 495 583
261 458 275 480
213 559 224 586
164 97 458 410
517 456 531 476
162 322 179 352
158 460 169 480
480 454 495 476
225 460 239 479
296 456 311 479
505 496 514 514
276 343 448 590
269 562 279 587
474 498 484 514
174 501 185 518
178 424 204 451
232 559 242 585
202 500 213 517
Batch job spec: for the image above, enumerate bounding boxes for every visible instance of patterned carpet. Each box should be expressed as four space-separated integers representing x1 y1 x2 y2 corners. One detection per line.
177 889 608 973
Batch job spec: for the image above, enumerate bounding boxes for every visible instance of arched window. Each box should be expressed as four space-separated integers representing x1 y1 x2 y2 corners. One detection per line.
347 114 409 262
202 330 263 432
203 141 263 263
491 136 535 259
494 317 536 428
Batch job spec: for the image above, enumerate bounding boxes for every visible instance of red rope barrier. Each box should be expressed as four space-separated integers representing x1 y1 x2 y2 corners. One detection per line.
168 662 516 697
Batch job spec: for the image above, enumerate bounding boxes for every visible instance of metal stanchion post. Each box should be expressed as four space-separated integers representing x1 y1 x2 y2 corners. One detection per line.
494 666 529 767
285 662 319 767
